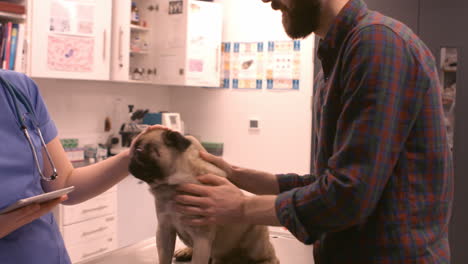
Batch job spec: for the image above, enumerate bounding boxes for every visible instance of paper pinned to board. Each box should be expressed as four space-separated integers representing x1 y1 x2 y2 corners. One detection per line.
266 40 301 90
47 35 94 72
231 42 264 89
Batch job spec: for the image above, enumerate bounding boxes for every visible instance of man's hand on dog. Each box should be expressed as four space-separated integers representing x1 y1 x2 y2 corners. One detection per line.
175 173 246 226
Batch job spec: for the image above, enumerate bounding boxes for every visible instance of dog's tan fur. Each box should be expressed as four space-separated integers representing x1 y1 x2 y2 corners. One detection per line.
129 129 279 264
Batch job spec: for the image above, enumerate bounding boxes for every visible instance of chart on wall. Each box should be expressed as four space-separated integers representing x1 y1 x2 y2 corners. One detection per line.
47 35 94 72
266 40 301 90
231 42 264 89
220 42 231 88
215 40 302 90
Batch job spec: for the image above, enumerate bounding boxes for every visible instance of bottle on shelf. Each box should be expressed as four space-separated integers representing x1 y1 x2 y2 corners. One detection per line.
131 2 140 26
130 33 141 52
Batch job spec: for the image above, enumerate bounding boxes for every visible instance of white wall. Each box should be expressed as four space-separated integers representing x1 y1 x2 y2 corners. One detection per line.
169 0 314 174
35 78 171 145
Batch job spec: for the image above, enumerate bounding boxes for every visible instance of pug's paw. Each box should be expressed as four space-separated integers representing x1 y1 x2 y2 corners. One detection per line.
174 247 193 262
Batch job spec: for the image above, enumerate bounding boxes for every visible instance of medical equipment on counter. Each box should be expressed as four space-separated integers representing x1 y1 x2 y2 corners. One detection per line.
119 105 149 148
0 76 58 181
143 112 184 133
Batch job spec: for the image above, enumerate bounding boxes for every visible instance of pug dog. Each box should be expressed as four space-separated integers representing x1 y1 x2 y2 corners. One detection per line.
129 128 279 264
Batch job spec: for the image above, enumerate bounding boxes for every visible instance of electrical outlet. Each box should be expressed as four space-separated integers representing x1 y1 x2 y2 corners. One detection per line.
249 119 260 130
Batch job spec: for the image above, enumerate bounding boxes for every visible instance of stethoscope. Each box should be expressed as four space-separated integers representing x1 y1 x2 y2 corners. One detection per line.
1 76 58 181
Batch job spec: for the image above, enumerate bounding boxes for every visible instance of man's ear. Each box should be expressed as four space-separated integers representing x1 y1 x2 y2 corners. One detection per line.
163 130 192 152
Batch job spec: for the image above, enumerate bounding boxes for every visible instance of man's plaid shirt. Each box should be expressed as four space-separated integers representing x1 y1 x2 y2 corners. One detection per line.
275 0 453 263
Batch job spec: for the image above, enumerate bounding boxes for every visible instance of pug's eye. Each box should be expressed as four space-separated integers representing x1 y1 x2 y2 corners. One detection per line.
152 146 161 157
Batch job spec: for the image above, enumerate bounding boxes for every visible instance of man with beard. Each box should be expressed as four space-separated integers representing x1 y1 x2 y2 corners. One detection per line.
175 0 453 263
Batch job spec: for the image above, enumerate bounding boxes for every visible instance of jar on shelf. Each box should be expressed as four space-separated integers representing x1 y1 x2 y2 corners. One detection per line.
131 2 140 25
130 33 141 52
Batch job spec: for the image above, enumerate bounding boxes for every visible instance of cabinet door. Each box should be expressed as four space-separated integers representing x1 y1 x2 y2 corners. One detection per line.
184 0 222 87
111 0 131 82
153 0 222 87
111 0 158 83
117 175 157 248
153 0 189 86
29 0 111 80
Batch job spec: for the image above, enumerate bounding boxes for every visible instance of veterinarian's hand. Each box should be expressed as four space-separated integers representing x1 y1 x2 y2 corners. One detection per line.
0 195 68 239
175 174 246 226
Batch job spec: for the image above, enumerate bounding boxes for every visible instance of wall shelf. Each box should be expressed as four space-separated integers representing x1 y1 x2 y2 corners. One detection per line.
130 24 149 31
130 51 149 55
0 11 26 21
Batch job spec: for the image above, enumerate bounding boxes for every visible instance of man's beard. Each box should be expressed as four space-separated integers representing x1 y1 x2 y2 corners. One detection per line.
280 0 321 39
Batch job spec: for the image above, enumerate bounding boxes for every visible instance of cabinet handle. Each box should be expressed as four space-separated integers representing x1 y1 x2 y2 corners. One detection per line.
82 247 108 259
118 27 124 68
82 205 108 214
81 226 108 237
103 30 107 61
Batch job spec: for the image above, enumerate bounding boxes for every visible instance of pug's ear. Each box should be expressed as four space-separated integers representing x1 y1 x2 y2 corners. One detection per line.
163 130 192 152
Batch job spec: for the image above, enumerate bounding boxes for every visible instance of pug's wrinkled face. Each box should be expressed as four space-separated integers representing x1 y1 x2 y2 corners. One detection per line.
129 129 192 184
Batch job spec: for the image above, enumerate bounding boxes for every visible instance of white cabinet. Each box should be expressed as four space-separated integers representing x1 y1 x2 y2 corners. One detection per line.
111 0 222 87
29 0 112 80
54 186 118 264
116 175 157 248
111 0 157 84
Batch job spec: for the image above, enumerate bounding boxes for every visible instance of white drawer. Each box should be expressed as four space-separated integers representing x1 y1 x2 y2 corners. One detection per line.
63 215 117 247
63 192 117 225
68 234 117 263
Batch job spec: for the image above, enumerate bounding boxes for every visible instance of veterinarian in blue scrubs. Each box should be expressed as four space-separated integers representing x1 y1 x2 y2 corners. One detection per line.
0 70 142 263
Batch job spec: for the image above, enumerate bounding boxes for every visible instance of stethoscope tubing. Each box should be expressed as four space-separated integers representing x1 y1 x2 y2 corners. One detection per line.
0 76 58 181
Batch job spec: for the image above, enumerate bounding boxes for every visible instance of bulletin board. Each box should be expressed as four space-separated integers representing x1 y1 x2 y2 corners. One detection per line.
216 40 302 90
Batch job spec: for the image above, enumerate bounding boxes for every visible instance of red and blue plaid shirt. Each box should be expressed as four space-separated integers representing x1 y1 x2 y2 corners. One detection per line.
275 0 453 263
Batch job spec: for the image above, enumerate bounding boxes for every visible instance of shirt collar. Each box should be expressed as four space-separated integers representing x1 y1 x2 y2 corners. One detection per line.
317 0 369 78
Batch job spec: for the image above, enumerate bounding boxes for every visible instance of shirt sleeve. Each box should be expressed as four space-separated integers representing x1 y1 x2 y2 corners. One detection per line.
275 25 430 244
276 173 317 193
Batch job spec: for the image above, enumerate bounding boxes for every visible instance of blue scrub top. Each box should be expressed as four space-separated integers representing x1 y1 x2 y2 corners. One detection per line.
0 70 71 264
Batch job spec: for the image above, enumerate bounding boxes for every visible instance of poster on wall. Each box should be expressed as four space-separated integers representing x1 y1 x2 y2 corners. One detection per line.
50 0 95 35
220 42 231 88
231 42 264 89
169 0 183 15
266 40 301 90
47 35 94 72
